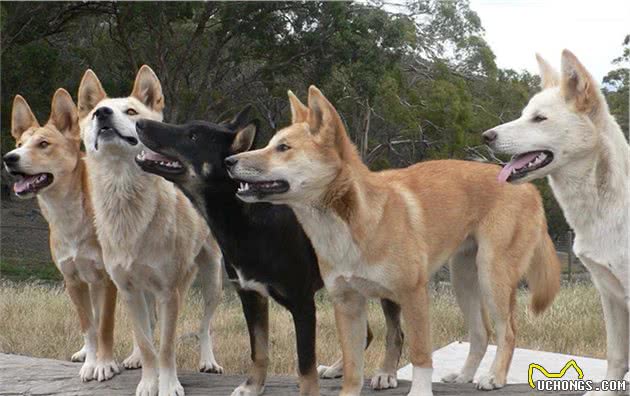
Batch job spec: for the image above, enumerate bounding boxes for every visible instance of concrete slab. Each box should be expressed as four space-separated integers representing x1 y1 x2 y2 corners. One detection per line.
397 341 607 384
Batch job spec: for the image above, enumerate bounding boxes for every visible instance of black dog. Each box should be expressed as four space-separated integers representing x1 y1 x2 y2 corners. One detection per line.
134 108 403 395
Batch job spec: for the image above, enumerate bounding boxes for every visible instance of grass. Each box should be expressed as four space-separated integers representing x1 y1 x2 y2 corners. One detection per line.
0 261 62 282
0 280 605 376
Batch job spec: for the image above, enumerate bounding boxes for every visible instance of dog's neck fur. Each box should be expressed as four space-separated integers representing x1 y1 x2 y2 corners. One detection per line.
547 112 629 263
85 151 160 249
36 150 96 246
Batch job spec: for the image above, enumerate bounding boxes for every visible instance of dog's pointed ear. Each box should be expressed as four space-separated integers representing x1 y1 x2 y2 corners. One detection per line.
288 90 308 124
231 122 258 154
11 95 40 140
560 49 604 115
307 85 343 141
131 65 165 113
224 105 252 130
78 69 107 119
48 88 79 140
536 53 559 89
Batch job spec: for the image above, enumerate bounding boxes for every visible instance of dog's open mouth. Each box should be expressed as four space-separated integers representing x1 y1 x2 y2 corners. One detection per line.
135 148 185 174
11 172 54 196
498 150 554 182
96 126 138 149
235 179 290 198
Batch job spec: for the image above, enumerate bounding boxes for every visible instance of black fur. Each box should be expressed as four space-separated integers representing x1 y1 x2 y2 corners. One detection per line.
134 110 401 389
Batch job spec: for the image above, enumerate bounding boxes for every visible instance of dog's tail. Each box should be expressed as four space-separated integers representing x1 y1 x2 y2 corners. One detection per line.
526 233 561 315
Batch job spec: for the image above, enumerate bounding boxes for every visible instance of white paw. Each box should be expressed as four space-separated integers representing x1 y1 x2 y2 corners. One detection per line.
199 359 224 374
93 359 120 381
230 382 265 396
371 371 398 389
159 377 184 396
79 360 97 382
317 364 343 379
442 372 473 384
476 374 504 390
136 377 159 396
123 350 143 369
71 346 87 362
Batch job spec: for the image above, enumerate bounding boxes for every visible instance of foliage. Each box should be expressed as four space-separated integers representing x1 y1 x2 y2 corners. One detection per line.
3 1 623 237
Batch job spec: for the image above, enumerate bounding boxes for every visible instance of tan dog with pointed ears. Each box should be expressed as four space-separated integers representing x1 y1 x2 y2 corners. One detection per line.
225 86 561 396
3 90 121 382
78 66 224 396
483 50 630 395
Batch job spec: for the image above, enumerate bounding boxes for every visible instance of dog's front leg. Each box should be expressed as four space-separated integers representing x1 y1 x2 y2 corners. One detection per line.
290 298 320 396
65 279 98 381
157 290 184 396
371 299 403 390
400 285 433 396
93 278 120 381
232 289 269 396
121 289 159 396
332 290 367 396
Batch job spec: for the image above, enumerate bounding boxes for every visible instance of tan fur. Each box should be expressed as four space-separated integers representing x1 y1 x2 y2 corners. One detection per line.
6 90 120 382
78 66 223 396
228 86 561 395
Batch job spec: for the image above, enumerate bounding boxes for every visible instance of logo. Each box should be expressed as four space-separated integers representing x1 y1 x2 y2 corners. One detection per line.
528 360 628 393
528 360 584 388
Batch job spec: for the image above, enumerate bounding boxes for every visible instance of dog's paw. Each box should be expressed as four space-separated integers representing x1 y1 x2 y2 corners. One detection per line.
371 371 398 389
71 346 87 362
230 382 265 396
123 350 143 369
79 360 97 382
199 359 224 374
93 359 120 381
158 377 184 396
442 372 474 384
317 364 343 379
476 374 505 391
136 377 159 396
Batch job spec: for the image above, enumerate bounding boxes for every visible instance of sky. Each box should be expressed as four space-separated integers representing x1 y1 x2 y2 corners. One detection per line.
468 0 630 83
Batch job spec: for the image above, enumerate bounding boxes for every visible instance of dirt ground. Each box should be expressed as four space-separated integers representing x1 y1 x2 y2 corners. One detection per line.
0 194 53 268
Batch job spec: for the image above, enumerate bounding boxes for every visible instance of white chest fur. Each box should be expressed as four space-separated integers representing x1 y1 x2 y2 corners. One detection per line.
294 206 394 299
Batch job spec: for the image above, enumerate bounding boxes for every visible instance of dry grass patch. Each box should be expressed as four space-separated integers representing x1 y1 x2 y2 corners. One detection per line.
0 281 604 376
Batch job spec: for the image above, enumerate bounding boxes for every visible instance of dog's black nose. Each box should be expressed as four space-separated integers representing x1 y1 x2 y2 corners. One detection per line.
483 130 497 145
3 153 19 165
94 107 113 120
224 156 238 168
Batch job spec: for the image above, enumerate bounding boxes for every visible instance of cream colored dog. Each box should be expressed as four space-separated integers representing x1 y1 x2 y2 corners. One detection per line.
226 86 561 396
78 66 223 396
483 50 629 395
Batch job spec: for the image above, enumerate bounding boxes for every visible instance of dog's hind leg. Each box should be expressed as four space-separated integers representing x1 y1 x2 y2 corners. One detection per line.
442 249 490 385
370 299 403 390
232 289 269 396
66 278 98 381
93 278 121 381
475 246 518 391
196 244 224 374
290 298 320 396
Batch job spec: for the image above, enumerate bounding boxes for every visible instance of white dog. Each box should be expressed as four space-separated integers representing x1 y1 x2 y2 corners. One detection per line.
483 49 629 395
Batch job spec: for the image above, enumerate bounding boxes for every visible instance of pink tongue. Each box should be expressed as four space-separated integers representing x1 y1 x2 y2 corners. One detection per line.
497 152 540 183
145 149 169 162
14 175 38 193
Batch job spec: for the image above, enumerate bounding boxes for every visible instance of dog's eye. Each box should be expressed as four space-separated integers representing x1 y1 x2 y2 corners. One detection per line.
189 133 198 142
276 143 290 152
125 108 138 116
533 115 547 122
39 141 49 149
